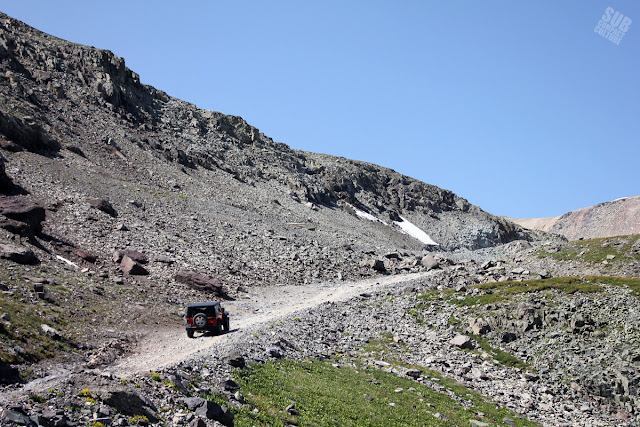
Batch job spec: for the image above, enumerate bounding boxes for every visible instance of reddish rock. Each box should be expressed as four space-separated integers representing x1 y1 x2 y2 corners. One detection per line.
0 196 46 233
113 249 147 264
174 270 224 296
76 250 97 263
120 255 149 275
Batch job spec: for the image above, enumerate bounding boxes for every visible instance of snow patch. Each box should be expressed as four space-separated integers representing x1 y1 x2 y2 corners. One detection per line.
394 216 438 246
349 204 388 225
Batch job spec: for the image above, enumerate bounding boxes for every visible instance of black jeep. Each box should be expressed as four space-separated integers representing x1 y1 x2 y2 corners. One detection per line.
185 302 229 338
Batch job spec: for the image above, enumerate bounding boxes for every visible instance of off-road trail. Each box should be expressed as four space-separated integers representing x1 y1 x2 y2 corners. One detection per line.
110 272 432 376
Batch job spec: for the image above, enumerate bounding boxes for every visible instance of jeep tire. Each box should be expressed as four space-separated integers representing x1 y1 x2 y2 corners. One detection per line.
186 329 194 338
193 313 207 328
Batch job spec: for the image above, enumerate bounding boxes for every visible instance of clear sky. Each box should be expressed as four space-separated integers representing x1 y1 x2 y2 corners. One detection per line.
1 1 638 218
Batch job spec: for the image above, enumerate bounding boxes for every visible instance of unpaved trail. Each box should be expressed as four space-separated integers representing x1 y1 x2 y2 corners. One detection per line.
111 272 432 377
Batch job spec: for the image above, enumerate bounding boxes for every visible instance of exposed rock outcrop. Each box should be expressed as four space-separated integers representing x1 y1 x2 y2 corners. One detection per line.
509 196 640 240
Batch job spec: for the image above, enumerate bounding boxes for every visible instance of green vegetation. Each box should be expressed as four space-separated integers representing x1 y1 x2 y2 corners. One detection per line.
469 334 529 370
589 276 640 298
227 359 538 426
78 388 92 398
149 372 162 382
441 277 603 307
419 276 640 307
0 289 70 363
536 235 640 265
29 393 45 403
128 415 149 425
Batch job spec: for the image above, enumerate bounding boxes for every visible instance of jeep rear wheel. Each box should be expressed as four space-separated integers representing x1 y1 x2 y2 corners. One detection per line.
193 313 207 328
186 329 194 338
223 315 230 332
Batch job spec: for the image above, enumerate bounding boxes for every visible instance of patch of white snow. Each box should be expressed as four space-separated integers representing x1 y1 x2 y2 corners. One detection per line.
394 216 438 246
349 204 388 225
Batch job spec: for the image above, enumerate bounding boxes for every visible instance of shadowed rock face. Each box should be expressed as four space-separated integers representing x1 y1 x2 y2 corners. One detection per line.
0 12 554 289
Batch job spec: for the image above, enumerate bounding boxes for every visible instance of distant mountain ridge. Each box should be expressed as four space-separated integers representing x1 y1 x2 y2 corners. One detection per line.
509 196 640 240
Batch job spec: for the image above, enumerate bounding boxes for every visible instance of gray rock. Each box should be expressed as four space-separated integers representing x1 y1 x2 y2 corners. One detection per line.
88 198 117 217
421 255 439 270
41 324 61 339
267 347 282 359
469 318 490 335
0 243 38 264
450 335 474 349
359 259 385 272
195 401 234 426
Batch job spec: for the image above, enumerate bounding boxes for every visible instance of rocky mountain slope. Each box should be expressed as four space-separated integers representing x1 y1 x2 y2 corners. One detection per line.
0 11 548 287
509 196 640 241
1 11 639 427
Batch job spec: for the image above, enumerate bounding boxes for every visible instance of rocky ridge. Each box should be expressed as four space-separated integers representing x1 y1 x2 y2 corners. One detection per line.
509 196 640 241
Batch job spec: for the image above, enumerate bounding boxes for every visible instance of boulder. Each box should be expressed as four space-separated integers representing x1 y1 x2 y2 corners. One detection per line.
41 324 61 339
0 111 60 152
76 250 97 263
1 407 33 426
0 153 12 191
0 217 34 238
0 243 38 264
113 249 148 264
174 271 224 296
0 196 46 234
421 255 439 270
359 259 386 272
120 255 149 275
469 318 491 335
224 350 246 369
88 198 117 217
451 334 474 349
182 397 206 411
98 388 157 420
194 401 234 427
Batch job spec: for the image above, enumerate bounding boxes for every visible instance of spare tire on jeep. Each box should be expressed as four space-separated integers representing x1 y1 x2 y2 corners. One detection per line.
185 302 229 338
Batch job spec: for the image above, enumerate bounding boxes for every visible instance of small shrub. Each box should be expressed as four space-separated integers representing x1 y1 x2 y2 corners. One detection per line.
78 388 92 398
29 394 45 403
149 372 162 382
128 414 149 425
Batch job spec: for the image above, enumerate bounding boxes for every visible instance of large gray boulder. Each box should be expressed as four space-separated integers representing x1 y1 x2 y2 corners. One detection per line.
0 243 38 264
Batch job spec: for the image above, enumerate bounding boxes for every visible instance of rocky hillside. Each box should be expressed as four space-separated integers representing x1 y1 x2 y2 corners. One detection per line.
0 11 548 291
509 196 640 241
4 11 640 427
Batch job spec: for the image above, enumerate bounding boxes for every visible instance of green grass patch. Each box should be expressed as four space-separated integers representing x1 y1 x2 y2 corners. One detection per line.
536 235 640 265
0 293 70 363
230 359 538 426
586 276 640 298
469 334 529 370
447 277 603 306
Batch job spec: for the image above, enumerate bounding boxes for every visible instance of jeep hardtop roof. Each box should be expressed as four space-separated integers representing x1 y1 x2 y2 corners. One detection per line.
187 302 220 308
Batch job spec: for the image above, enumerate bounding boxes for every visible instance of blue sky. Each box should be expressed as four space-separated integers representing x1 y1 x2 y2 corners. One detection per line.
1 1 638 218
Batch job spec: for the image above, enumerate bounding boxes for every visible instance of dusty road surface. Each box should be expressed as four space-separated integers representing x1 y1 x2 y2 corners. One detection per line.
110 271 432 376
